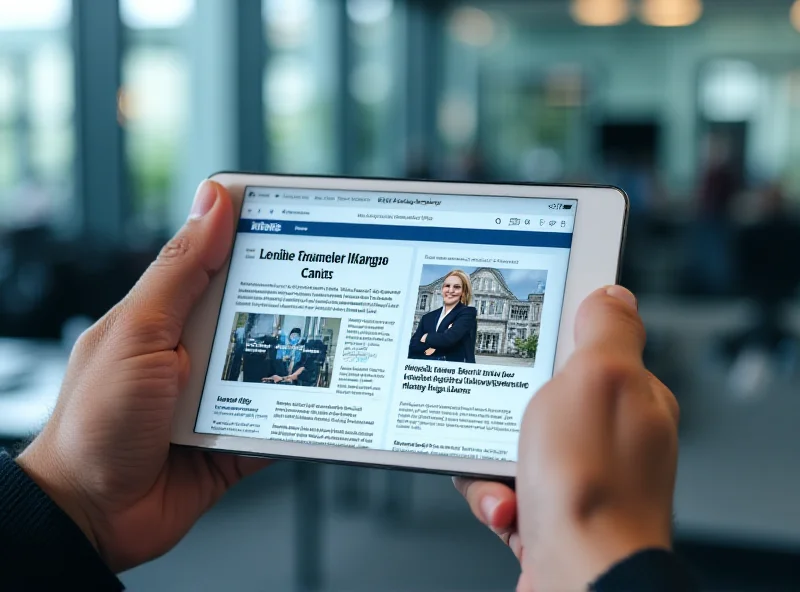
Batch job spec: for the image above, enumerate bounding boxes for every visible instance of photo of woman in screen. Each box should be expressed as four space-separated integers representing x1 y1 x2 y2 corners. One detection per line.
408 269 477 363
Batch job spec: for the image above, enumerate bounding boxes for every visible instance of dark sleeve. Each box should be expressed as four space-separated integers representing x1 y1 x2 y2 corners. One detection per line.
0 451 124 591
422 307 477 349
408 315 429 356
590 548 697 592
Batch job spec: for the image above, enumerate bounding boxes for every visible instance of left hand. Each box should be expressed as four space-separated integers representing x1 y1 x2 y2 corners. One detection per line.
17 180 271 573
421 333 428 343
425 348 436 356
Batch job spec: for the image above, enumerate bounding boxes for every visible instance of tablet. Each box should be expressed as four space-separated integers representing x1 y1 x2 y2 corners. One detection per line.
171 173 628 479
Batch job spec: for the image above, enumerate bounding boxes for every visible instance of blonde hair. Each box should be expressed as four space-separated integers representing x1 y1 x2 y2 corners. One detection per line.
443 270 473 306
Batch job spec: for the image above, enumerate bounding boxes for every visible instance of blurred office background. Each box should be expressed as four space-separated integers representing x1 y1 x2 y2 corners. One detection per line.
3 0 800 589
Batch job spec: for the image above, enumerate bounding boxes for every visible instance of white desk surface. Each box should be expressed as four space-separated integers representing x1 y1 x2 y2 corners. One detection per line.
0 339 67 439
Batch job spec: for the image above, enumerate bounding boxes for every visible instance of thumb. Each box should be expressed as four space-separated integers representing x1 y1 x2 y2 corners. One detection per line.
120 180 234 350
573 286 645 359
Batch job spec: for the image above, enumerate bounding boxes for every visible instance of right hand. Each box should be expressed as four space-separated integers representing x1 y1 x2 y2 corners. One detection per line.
457 286 680 591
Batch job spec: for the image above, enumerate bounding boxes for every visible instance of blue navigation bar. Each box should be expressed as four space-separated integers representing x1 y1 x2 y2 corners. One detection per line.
238 219 573 249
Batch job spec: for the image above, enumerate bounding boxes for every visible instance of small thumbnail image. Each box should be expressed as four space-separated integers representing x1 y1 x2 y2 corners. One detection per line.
222 313 341 388
409 266 548 367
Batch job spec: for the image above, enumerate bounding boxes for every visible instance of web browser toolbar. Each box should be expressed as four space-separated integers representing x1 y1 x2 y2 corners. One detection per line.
240 204 575 233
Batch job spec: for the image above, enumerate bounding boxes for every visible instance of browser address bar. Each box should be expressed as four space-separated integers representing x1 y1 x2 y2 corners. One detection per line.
257 206 574 233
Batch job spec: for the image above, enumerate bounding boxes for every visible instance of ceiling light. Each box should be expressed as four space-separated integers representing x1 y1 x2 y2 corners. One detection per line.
571 0 630 27
266 56 315 116
121 0 194 29
265 0 313 34
700 60 760 122
640 0 702 27
0 0 70 30
347 0 393 26
448 7 495 47
791 1 800 33
264 0 314 48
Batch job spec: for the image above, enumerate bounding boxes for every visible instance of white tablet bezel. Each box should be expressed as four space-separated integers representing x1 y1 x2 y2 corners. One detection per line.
171 173 628 479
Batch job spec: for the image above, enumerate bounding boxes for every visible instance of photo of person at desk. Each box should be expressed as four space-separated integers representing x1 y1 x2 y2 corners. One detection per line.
230 313 337 388
408 269 477 363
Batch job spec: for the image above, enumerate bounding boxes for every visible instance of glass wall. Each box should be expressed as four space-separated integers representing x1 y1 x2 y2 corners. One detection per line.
263 0 339 174
0 0 74 230
121 0 194 236
347 0 405 177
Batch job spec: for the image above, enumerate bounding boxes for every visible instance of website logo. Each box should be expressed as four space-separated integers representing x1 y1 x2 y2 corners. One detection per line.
251 221 282 233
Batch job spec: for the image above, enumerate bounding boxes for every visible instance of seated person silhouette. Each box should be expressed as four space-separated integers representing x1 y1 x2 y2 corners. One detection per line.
726 183 800 388
242 334 284 383
294 339 328 387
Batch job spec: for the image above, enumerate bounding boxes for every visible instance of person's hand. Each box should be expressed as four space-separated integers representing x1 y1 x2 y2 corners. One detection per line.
262 375 283 383
424 348 436 356
16 180 271 573
421 333 428 343
452 477 520 556
456 286 679 590
287 368 304 382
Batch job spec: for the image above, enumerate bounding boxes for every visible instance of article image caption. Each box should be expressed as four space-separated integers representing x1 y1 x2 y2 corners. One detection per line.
409 265 547 368
223 312 341 388
401 362 530 395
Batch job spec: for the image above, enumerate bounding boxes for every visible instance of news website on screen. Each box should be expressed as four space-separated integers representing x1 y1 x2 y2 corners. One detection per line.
194 186 577 462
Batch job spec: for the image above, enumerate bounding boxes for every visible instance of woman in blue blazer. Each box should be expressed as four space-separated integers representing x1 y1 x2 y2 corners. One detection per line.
409 270 478 363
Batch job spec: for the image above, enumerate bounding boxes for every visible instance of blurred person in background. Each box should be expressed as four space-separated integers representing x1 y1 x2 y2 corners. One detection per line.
1 181 693 590
606 151 654 218
446 146 493 182
605 150 662 293
726 181 800 398
462 147 491 182
404 141 434 180
698 133 739 219
684 132 740 296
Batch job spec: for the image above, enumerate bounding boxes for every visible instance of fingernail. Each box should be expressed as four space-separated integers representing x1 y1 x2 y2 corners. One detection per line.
480 495 501 523
605 285 637 310
509 533 522 558
189 180 218 220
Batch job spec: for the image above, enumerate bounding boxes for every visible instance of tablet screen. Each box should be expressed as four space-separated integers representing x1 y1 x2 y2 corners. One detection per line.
194 186 576 463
